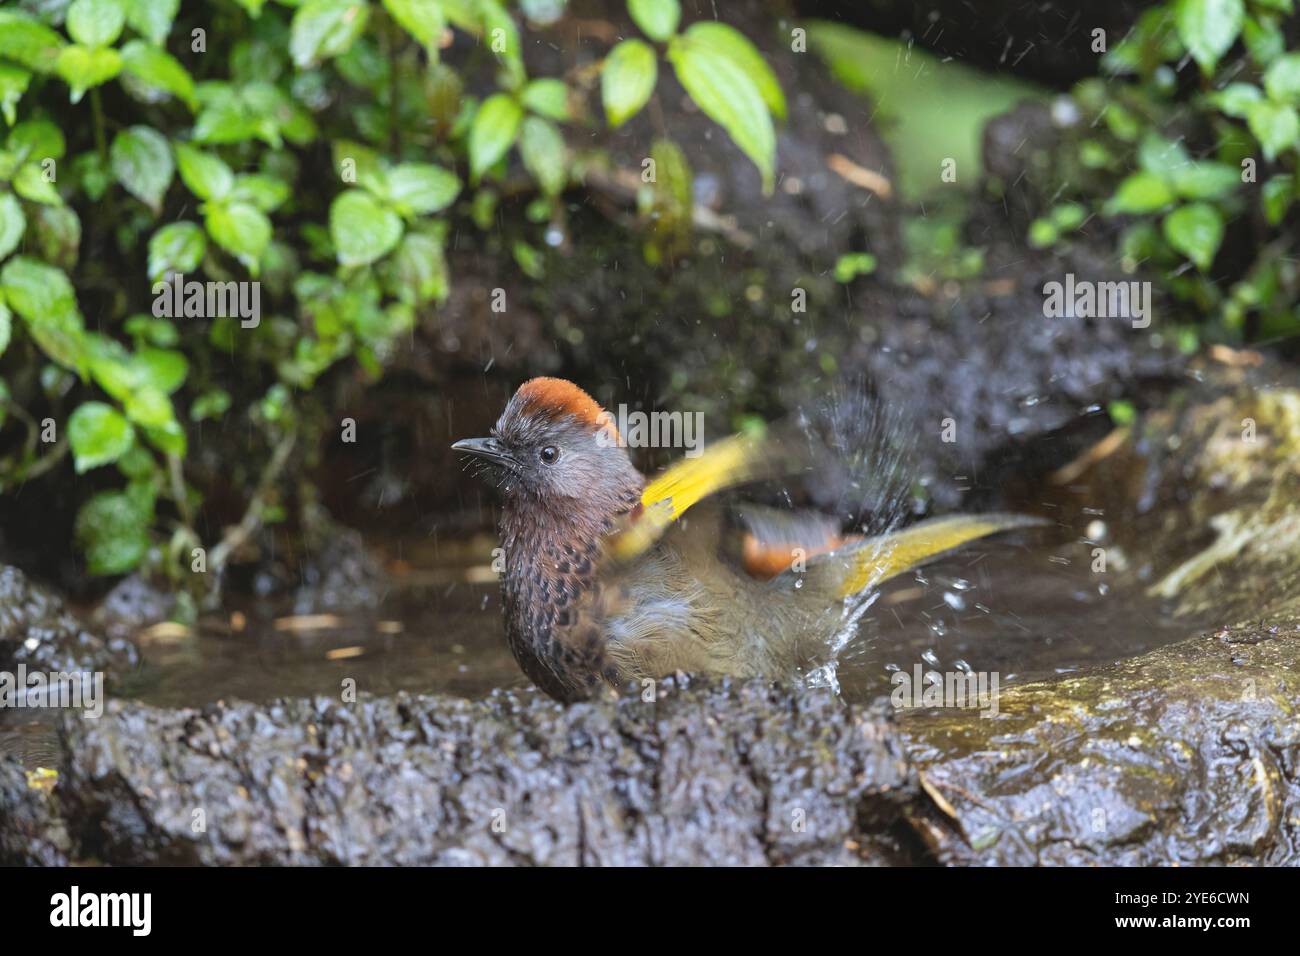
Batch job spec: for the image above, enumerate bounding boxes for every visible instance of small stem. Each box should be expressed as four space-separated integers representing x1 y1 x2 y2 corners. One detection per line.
16 440 69 483
167 452 194 530
207 431 297 577
90 87 108 163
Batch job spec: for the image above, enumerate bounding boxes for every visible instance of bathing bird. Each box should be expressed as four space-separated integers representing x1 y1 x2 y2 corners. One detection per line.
453 377 1040 702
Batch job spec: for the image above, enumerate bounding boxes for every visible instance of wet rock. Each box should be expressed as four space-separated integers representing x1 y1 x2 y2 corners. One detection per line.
91 574 176 645
900 623 1300 865
842 275 1184 511
0 758 69 865
50 678 920 866
900 368 1300 865
291 522 388 614
0 565 138 678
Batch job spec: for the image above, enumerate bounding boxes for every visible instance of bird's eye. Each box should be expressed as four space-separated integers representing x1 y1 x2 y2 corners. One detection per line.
539 445 559 464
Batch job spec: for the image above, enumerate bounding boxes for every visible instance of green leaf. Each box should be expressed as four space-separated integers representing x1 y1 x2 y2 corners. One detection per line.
56 45 123 102
354 300 415 345
0 11 66 73
382 0 445 49
332 139 387 194
124 384 175 428
1247 99 1300 161
124 314 178 347
135 347 188 394
32 204 80 270
602 39 657 129
121 39 195 108
13 163 61 205
0 256 77 321
1027 218 1058 248
1049 203 1087 231
330 190 403 266
1162 202 1224 270
143 419 186 457
148 221 206 282
1262 174 1293 225
519 116 566 196
114 445 155 480
469 93 523 181
69 401 134 473
8 120 66 165
1105 171 1176 214
193 87 263 146
1108 400 1137 426
668 37 775 193
1169 161 1241 200
1136 132 1189 177
190 389 231 422
0 193 25 261
174 143 234 201
0 64 32 126
1175 0 1244 72
125 0 180 46
480 0 523 87
1264 52 1300 104
385 231 448 305
291 0 370 68
76 490 152 575
205 201 272 269
231 174 291 212
111 125 173 213
1243 15 1284 67
86 336 141 401
385 163 461 216
683 21 785 119
521 78 569 120
629 0 680 41
66 0 126 48
1211 82 1262 118
833 251 877 280
0 256 85 369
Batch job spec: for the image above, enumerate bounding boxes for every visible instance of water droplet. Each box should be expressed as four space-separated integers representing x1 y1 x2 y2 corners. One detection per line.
943 591 966 611
884 662 901 673
953 659 973 674
921 648 941 667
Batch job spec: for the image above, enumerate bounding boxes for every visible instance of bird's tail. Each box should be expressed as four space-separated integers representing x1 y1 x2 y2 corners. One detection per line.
823 513 1049 598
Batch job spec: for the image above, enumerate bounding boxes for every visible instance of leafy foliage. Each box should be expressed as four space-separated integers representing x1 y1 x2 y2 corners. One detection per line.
1048 0 1300 340
0 0 784 582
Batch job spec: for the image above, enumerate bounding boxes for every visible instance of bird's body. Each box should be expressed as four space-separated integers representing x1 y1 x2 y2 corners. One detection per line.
455 377 1041 702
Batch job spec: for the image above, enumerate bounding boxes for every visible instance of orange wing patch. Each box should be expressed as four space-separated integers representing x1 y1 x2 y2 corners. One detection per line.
741 530 861 580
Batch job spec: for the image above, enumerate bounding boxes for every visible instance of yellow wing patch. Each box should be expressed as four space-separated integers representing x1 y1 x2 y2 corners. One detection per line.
608 430 767 562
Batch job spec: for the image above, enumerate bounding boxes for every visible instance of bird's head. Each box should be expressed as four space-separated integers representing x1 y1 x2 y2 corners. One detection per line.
453 378 644 518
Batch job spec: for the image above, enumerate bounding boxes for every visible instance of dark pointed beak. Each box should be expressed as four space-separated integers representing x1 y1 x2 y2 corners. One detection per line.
451 436 517 468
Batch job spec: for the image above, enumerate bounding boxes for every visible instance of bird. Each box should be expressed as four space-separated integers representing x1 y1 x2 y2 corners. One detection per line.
453 377 1043 702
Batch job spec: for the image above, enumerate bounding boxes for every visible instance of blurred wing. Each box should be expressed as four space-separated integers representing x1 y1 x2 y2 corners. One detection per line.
607 430 769 562
731 504 859 580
